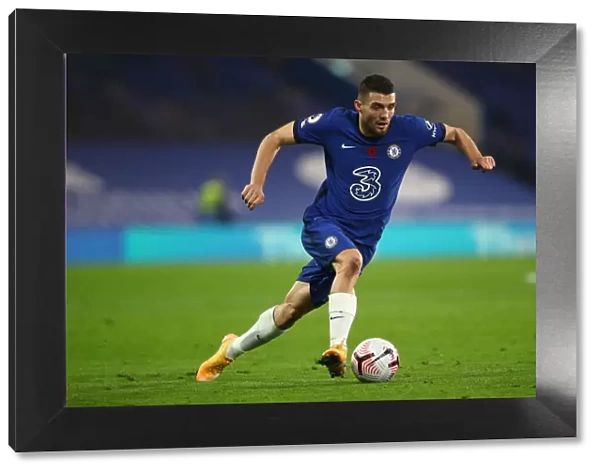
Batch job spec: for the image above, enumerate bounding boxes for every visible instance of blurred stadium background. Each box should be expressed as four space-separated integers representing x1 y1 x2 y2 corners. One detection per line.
66 55 536 265
66 55 536 405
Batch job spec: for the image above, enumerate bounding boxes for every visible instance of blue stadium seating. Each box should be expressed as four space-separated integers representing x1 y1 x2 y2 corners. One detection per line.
67 55 535 229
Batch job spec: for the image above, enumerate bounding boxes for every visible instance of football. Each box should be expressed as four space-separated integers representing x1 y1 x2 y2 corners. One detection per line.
351 338 400 383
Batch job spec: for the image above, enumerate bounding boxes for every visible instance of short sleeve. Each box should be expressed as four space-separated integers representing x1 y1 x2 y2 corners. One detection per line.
407 115 446 149
293 108 339 146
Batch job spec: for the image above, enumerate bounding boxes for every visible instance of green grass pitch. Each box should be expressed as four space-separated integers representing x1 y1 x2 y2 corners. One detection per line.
66 257 536 407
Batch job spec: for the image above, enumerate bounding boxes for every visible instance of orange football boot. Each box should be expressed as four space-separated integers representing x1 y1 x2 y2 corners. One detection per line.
196 334 238 382
317 343 347 378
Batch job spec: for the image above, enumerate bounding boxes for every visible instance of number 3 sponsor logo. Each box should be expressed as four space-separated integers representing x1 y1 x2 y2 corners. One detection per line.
350 166 382 201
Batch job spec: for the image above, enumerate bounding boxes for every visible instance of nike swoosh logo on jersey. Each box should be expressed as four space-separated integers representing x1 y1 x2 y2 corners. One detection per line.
341 144 356 149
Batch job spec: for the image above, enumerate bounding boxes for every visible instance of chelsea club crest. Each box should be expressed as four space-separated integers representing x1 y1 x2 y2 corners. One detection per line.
325 236 338 249
387 144 401 159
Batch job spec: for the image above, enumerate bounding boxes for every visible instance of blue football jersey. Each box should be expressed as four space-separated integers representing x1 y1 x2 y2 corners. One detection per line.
293 107 446 246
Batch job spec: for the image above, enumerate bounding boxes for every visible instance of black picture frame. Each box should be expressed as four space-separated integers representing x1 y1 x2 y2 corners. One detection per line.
9 8 577 452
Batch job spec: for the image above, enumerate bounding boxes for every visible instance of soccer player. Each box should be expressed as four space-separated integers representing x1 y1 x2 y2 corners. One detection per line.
196 73 495 381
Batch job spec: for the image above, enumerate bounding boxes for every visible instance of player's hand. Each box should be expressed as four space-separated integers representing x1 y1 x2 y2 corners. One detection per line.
471 156 496 172
241 183 265 211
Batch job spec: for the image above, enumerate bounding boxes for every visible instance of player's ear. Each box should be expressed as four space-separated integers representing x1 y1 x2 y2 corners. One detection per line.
353 99 361 112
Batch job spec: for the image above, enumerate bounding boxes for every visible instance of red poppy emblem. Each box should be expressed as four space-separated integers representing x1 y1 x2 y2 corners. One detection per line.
367 147 377 157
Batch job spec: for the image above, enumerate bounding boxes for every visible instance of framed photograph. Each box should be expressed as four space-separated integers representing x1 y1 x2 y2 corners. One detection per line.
9 9 577 452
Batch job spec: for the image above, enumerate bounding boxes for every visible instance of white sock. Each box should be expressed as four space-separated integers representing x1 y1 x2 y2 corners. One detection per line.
328 292 357 348
226 307 285 360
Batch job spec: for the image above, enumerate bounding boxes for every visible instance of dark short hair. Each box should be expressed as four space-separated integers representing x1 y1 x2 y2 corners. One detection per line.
358 74 395 98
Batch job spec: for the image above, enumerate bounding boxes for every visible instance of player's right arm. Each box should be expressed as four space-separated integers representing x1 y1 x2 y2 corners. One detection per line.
242 110 335 210
241 121 296 211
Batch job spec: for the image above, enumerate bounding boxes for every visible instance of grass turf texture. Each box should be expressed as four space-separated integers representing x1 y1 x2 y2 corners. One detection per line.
66 258 536 406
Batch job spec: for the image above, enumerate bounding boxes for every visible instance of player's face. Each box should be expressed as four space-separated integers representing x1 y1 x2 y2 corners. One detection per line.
355 92 396 137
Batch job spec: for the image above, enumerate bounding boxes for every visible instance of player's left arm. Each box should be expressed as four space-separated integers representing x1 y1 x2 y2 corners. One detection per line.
442 124 496 172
